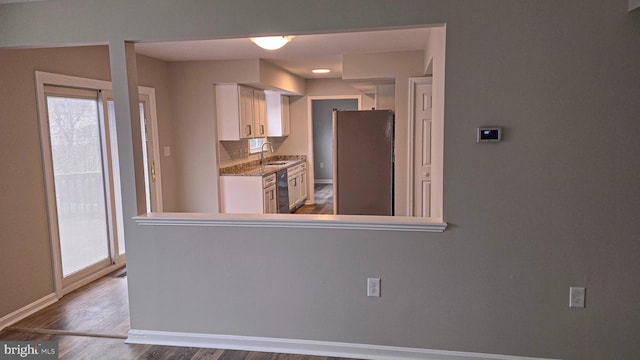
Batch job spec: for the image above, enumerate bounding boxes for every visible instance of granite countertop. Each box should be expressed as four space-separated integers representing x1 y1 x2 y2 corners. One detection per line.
219 155 306 177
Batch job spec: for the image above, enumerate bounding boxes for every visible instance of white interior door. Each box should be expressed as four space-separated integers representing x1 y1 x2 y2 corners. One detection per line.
103 88 162 214
138 93 162 213
413 80 433 217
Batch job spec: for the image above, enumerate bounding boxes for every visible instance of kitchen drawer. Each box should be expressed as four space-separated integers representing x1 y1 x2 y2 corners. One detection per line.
287 163 303 177
263 173 276 188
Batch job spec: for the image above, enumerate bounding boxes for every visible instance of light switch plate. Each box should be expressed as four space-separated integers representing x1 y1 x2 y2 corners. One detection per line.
569 287 585 308
367 278 381 297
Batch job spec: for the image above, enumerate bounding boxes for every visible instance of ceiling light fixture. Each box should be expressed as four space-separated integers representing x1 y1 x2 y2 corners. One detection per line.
250 36 292 50
312 68 331 74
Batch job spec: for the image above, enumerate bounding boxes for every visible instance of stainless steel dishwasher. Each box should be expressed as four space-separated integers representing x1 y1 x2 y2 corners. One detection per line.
276 169 290 213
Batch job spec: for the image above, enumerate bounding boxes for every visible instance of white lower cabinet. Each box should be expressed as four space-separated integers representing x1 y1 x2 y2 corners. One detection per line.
220 173 277 214
263 175 277 214
299 170 307 202
219 162 306 214
287 163 307 211
287 176 297 210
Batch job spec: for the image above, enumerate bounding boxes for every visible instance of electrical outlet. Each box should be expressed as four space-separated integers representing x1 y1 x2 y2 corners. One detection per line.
569 287 585 308
367 278 381 297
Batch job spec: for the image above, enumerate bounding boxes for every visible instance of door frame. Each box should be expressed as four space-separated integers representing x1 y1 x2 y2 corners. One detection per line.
407 77 431 216
408 76 444 218
136 87 163 212
103 87 163 214
35 71 125 297
35 73 161 297
306 95 362 204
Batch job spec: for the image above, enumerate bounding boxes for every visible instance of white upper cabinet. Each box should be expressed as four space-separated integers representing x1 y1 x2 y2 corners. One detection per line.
253 89 267 137
238 85 254 138
266 92 290 137
216 84 266 140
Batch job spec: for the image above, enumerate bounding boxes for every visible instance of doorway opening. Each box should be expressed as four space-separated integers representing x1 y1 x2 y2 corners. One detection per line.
35 72 126 296
138 88 163 213
35 71 163 297
302 97 360 214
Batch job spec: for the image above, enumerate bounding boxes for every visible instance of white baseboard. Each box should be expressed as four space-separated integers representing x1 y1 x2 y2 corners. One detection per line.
127 329 560 360
314 179 333 184
0 293 58 331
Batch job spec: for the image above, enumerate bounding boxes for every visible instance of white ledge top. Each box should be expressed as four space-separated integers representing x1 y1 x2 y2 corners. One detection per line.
134 212 447 232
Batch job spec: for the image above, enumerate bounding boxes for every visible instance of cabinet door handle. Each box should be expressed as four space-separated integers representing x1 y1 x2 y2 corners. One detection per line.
260 125 264 134
247 125 252 135
270 190 274 200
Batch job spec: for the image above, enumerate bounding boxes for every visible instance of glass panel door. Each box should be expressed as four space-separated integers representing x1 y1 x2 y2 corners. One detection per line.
46 94 112 280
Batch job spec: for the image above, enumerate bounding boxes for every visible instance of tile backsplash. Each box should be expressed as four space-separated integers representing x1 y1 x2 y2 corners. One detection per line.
219 140 249 165
218 138 287 167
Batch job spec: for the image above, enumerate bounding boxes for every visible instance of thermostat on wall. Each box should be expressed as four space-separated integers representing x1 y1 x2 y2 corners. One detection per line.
477 127 502 142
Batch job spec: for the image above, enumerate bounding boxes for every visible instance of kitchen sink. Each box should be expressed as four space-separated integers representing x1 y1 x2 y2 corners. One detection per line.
265 161 289 166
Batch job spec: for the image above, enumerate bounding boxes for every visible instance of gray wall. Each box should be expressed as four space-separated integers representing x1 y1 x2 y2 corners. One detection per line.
312 99 358 182
0 46 177 319
136 54 178 212
1 1 640 360
0 46 112 319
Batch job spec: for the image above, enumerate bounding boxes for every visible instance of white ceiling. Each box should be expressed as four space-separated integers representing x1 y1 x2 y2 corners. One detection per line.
135 27 431 79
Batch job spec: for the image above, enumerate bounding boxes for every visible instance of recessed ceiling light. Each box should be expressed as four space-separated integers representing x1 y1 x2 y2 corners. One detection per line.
250 36 292 50
312 68 331 74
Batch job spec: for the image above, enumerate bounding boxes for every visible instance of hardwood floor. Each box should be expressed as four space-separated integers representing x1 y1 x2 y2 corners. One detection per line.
5 271 130 338
0 270 358 360
294 184 333 214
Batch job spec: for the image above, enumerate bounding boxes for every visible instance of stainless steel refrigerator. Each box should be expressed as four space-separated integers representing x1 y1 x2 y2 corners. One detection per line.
332 109 394 215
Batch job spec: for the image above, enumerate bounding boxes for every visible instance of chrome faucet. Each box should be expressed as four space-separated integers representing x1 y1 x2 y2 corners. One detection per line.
260 141 274 166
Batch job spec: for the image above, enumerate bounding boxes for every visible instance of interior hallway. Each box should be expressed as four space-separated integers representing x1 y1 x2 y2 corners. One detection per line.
0 270 358 360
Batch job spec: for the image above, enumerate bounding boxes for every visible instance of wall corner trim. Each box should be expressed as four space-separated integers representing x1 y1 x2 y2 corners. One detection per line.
127 329 561 360
0 293 57 331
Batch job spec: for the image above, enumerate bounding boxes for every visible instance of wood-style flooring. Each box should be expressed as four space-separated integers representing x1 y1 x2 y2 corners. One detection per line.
0 269 358 360
294 184 333 214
